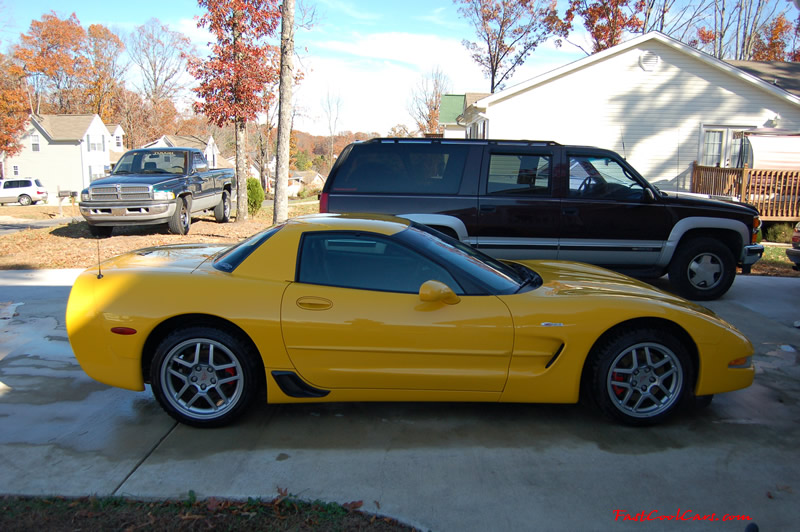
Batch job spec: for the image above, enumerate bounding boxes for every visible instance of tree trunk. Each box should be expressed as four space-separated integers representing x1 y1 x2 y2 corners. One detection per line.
274 0 294 224
234 117 248 222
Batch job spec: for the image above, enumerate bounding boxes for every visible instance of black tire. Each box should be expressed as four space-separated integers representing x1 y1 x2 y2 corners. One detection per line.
88 225 113 238
18 194 32 206
214 190 231 223
589 327 693 426
668 237 736 300
168 197 191 235
150 326 261 427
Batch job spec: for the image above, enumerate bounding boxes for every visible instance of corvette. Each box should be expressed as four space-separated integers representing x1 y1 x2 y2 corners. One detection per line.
66 214 754 427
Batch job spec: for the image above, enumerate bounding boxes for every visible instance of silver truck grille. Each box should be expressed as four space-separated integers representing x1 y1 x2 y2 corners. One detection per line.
89 185 153 201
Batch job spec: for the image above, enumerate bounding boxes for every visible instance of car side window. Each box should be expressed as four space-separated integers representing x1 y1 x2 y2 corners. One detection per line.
298 232 463 294
487 154 551 195
568 156 644 200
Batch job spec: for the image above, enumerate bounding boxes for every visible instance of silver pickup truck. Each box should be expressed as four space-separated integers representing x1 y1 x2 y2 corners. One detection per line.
80 148 235 237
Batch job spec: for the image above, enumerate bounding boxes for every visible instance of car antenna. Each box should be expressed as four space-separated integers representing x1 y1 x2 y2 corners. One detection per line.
96 237 103 279
620 128 627 160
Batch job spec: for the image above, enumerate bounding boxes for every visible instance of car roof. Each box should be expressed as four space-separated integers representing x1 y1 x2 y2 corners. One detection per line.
286 213 412 236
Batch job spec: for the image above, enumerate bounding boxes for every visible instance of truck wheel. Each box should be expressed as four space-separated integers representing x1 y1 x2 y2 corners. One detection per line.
168 197 191 235
88 225 113 238
668 237 735 300
214 190 231 223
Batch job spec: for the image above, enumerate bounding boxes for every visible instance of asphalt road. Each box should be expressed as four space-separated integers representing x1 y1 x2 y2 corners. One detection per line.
0 270 798 531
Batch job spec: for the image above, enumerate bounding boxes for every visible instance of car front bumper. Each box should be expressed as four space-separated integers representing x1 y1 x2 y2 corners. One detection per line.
787 247 800 271
80 201 177 226
742 244 764 266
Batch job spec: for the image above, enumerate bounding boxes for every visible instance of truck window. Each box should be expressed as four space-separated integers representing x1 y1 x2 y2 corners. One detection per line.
487 154 551 195
568 155 644 200
331 143 468 195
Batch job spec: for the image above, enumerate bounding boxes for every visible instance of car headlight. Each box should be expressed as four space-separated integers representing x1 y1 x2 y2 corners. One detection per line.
81 191 90 201
153 190 176 200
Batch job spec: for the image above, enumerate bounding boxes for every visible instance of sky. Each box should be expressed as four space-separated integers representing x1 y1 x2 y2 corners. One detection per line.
1 0 587 135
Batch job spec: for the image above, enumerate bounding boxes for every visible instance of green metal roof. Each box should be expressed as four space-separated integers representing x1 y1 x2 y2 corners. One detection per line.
440 94 466 124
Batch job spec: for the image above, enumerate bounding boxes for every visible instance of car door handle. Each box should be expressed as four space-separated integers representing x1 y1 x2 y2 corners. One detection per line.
562 207 579 216
296 297 333 311
479 205 496 213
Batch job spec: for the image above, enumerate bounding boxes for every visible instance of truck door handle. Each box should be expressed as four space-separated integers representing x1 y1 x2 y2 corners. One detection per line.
479 205 496 213
296 297 333 311
562 207 579 216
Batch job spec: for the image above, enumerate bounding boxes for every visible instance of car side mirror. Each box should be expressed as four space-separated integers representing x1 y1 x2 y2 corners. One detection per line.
643 188 655 202
419 280 461 305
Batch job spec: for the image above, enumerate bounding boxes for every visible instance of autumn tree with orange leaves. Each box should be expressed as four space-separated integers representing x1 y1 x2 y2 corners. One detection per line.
456 0 559 93
84 24 126 122
13 12 88 114
0 53 29 159
553 0 644 55
190 0 282 222
752 13 799 60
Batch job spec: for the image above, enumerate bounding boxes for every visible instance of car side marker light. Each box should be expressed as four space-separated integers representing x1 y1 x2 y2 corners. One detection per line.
111 327 137 335
728 357 751 368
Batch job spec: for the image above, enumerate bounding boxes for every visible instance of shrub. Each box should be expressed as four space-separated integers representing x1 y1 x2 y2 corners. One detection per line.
764 222 794 243
246 178 265 216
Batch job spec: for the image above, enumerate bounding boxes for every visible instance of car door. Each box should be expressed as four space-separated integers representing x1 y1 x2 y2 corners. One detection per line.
475 147 561 259
280 231 514 392
558 152 672 267
0 181 17 202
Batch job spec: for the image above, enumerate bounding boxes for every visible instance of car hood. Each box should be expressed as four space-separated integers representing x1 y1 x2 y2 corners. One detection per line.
95 243 231 273
89 174 184 187
514 259 715 316
658 190 759 214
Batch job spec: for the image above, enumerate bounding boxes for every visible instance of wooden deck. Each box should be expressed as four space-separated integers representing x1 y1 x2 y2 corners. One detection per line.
690 163 800 221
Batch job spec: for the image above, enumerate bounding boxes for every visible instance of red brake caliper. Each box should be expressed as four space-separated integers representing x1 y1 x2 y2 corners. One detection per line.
612 372 624 396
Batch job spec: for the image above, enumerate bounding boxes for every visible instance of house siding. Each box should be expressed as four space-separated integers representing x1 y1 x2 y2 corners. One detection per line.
482 40 800 190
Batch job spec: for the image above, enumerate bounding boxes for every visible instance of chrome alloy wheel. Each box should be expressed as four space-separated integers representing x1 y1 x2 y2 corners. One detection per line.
686 252 723 290
606 342 684 419
159 338 244 421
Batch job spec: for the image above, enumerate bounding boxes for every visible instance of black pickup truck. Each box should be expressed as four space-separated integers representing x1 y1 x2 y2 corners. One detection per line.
320 138 764 300
79 148 235 236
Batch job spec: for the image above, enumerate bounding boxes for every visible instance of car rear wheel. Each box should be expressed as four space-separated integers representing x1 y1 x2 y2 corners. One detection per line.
150 326 261 427
589 327 692 426
214 190 231 223
88 225 113 238
18 194 32 206
168 197 191 235
668 237 735 300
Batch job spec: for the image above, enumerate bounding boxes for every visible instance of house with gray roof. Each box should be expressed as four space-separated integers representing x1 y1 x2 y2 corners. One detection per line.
0 114 113 201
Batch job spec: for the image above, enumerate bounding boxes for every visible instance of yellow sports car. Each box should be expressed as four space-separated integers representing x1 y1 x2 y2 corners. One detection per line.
66 214 754 427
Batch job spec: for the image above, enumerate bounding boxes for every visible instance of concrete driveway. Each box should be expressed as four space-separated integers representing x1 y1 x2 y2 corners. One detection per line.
1 270 798 531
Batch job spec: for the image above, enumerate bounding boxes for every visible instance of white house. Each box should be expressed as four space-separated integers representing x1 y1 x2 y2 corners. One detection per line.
459 31 800 191
0 114 113 200
105 123 127 165
143 135 231 169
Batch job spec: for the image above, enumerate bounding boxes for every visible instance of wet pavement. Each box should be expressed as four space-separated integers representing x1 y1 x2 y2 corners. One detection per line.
0 270 798 531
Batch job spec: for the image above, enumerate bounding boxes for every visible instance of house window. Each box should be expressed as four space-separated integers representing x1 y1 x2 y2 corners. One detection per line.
86 134 91 152
13 165 19 176
115 136 122 147
700 126 755 168
31 134 40 152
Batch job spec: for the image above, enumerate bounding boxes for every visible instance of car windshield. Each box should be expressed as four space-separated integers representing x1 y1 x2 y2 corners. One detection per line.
399 222 536 295
113 150 188 175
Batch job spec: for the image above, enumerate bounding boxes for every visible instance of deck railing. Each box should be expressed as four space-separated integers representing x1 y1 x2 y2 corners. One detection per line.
690 163 800 221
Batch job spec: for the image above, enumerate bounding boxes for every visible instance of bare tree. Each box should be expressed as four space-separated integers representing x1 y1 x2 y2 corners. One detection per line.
274 0 295 224
322 90 341 169
127 19 194 105
408 67 450 135
641 0 713 42
698 0 789 59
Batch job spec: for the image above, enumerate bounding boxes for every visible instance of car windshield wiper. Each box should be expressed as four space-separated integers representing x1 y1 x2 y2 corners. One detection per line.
113 170 130 175
510 262 541 292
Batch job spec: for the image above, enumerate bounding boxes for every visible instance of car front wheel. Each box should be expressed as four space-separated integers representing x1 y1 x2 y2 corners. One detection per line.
668 237 735 300
150 326 261 427
589 327 692 426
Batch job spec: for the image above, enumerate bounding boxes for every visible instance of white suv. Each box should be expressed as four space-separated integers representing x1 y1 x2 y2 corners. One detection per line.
0 178 49 206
